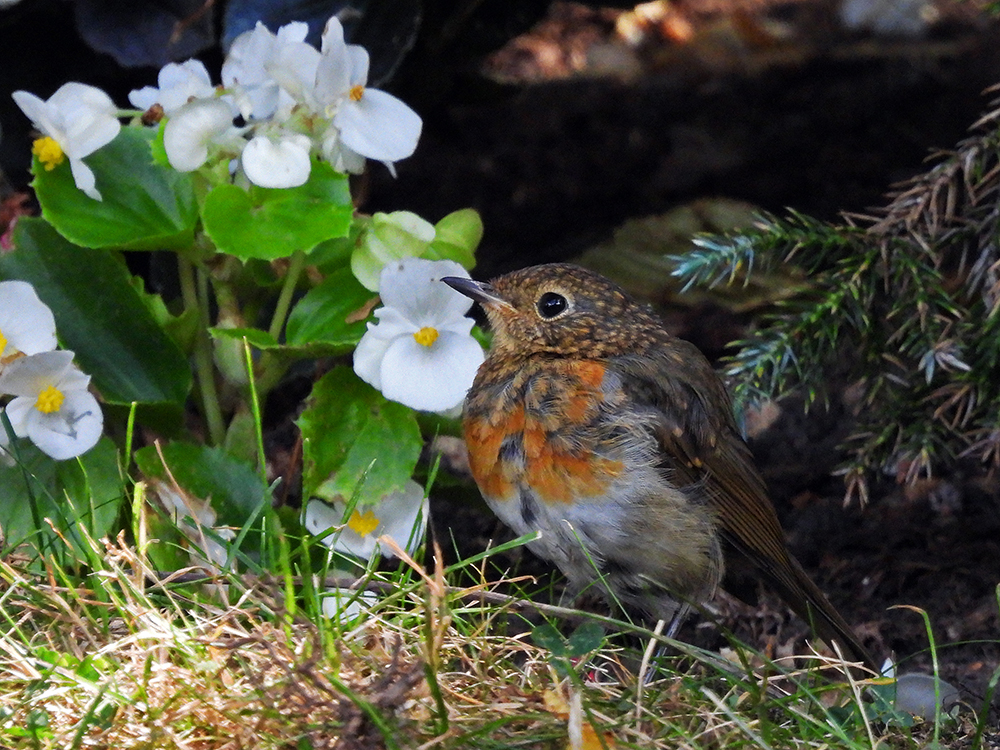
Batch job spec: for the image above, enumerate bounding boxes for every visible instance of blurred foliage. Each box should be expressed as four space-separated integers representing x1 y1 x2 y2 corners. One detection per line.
672 95 1000 502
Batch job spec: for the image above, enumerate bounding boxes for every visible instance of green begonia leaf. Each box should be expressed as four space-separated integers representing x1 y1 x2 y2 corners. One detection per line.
297 367 421 503
425 208 482 269
202 162 353 260
2 219 191 405
32 126 198 250
285 266 375 353
209 326 280 350
135 442 269 529
0 437 122 562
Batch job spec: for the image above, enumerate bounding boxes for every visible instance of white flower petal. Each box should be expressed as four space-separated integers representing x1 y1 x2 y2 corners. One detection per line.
164 98 235 171
127 85 161 112
275 20 310 45
267 40 321 106
13 83 120 199
304 499 379 559
304 498 342 537
0 280 58 361
63 115 120 161
45 83 120 159
223 20 311 119
333 141 367 174
0 350 102 460
320 16 347 55
353 257 484 411
26 388 103 460
241 133 312 188
48 82 116 117
0 350 74 396
321 587 377 623
4 397 31 437
11 90 51 133
332 526 379 559
353 306 425 389
379 331 484 412
367 307 416 337
352 324 394 390
304 482 428 560
68 158 101 200
346 45 370 87
334 88 422 163
378 257 472 321
129 60 214 114
373 482 428 556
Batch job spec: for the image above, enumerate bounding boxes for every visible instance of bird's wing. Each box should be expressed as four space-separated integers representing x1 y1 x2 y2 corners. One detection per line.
610 340 791 572
611 342 876 669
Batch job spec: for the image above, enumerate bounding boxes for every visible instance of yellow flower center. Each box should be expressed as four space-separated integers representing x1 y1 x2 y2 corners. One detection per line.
32 136 65 171
36 384 64 414
0 328 7 356
347 509 379 538
413 327 439 347
349 84 365 102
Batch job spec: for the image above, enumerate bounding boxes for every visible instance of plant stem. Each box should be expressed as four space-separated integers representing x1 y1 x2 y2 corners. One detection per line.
269 249 306 342
254 249 308 399
178 255 226 445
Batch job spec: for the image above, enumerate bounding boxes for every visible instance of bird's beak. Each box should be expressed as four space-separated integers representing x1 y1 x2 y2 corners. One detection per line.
440 277 511 310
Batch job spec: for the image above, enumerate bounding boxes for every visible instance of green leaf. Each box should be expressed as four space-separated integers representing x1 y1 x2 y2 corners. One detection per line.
2 219 191 405
566 622 605 656
426 208 482 269
351 211 435 291
129 275 199 354
297 367 421 503
0 437 122 563
209 326 280 350
32 126 198 250
208 323 363 360
135 442 268 529
202 162 352 261
531 623 569 657
310 235 356 274
286 266 375 353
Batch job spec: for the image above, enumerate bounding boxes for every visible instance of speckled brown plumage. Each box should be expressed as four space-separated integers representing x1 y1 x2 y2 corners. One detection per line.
443 263 877 670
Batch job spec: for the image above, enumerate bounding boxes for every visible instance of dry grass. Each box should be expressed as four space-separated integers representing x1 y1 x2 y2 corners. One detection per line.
0 532 982 750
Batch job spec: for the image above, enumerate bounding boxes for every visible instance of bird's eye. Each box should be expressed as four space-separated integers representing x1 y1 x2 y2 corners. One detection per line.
537 291 568 319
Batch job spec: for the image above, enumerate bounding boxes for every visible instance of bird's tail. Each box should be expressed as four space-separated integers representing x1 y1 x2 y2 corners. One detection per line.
767 552 879 673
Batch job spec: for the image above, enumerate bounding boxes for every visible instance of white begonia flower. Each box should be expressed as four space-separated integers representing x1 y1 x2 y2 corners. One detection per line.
315 18 422 174
321 587 378 624
0 281 57 371
304 480 428 560
0 350 103 460
265 36 322 114
11 82 121 200
241 131 312 188
151 479 236 569
354 257 485 412
163 98 244 172
222 20 311 119
128 60 216 115
319 127 367 174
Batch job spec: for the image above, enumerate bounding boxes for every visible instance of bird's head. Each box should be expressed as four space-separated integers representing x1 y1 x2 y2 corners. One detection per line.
442 263 658 359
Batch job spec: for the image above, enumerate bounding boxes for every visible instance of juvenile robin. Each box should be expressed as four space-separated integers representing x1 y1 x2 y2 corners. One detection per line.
442 263 877 670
